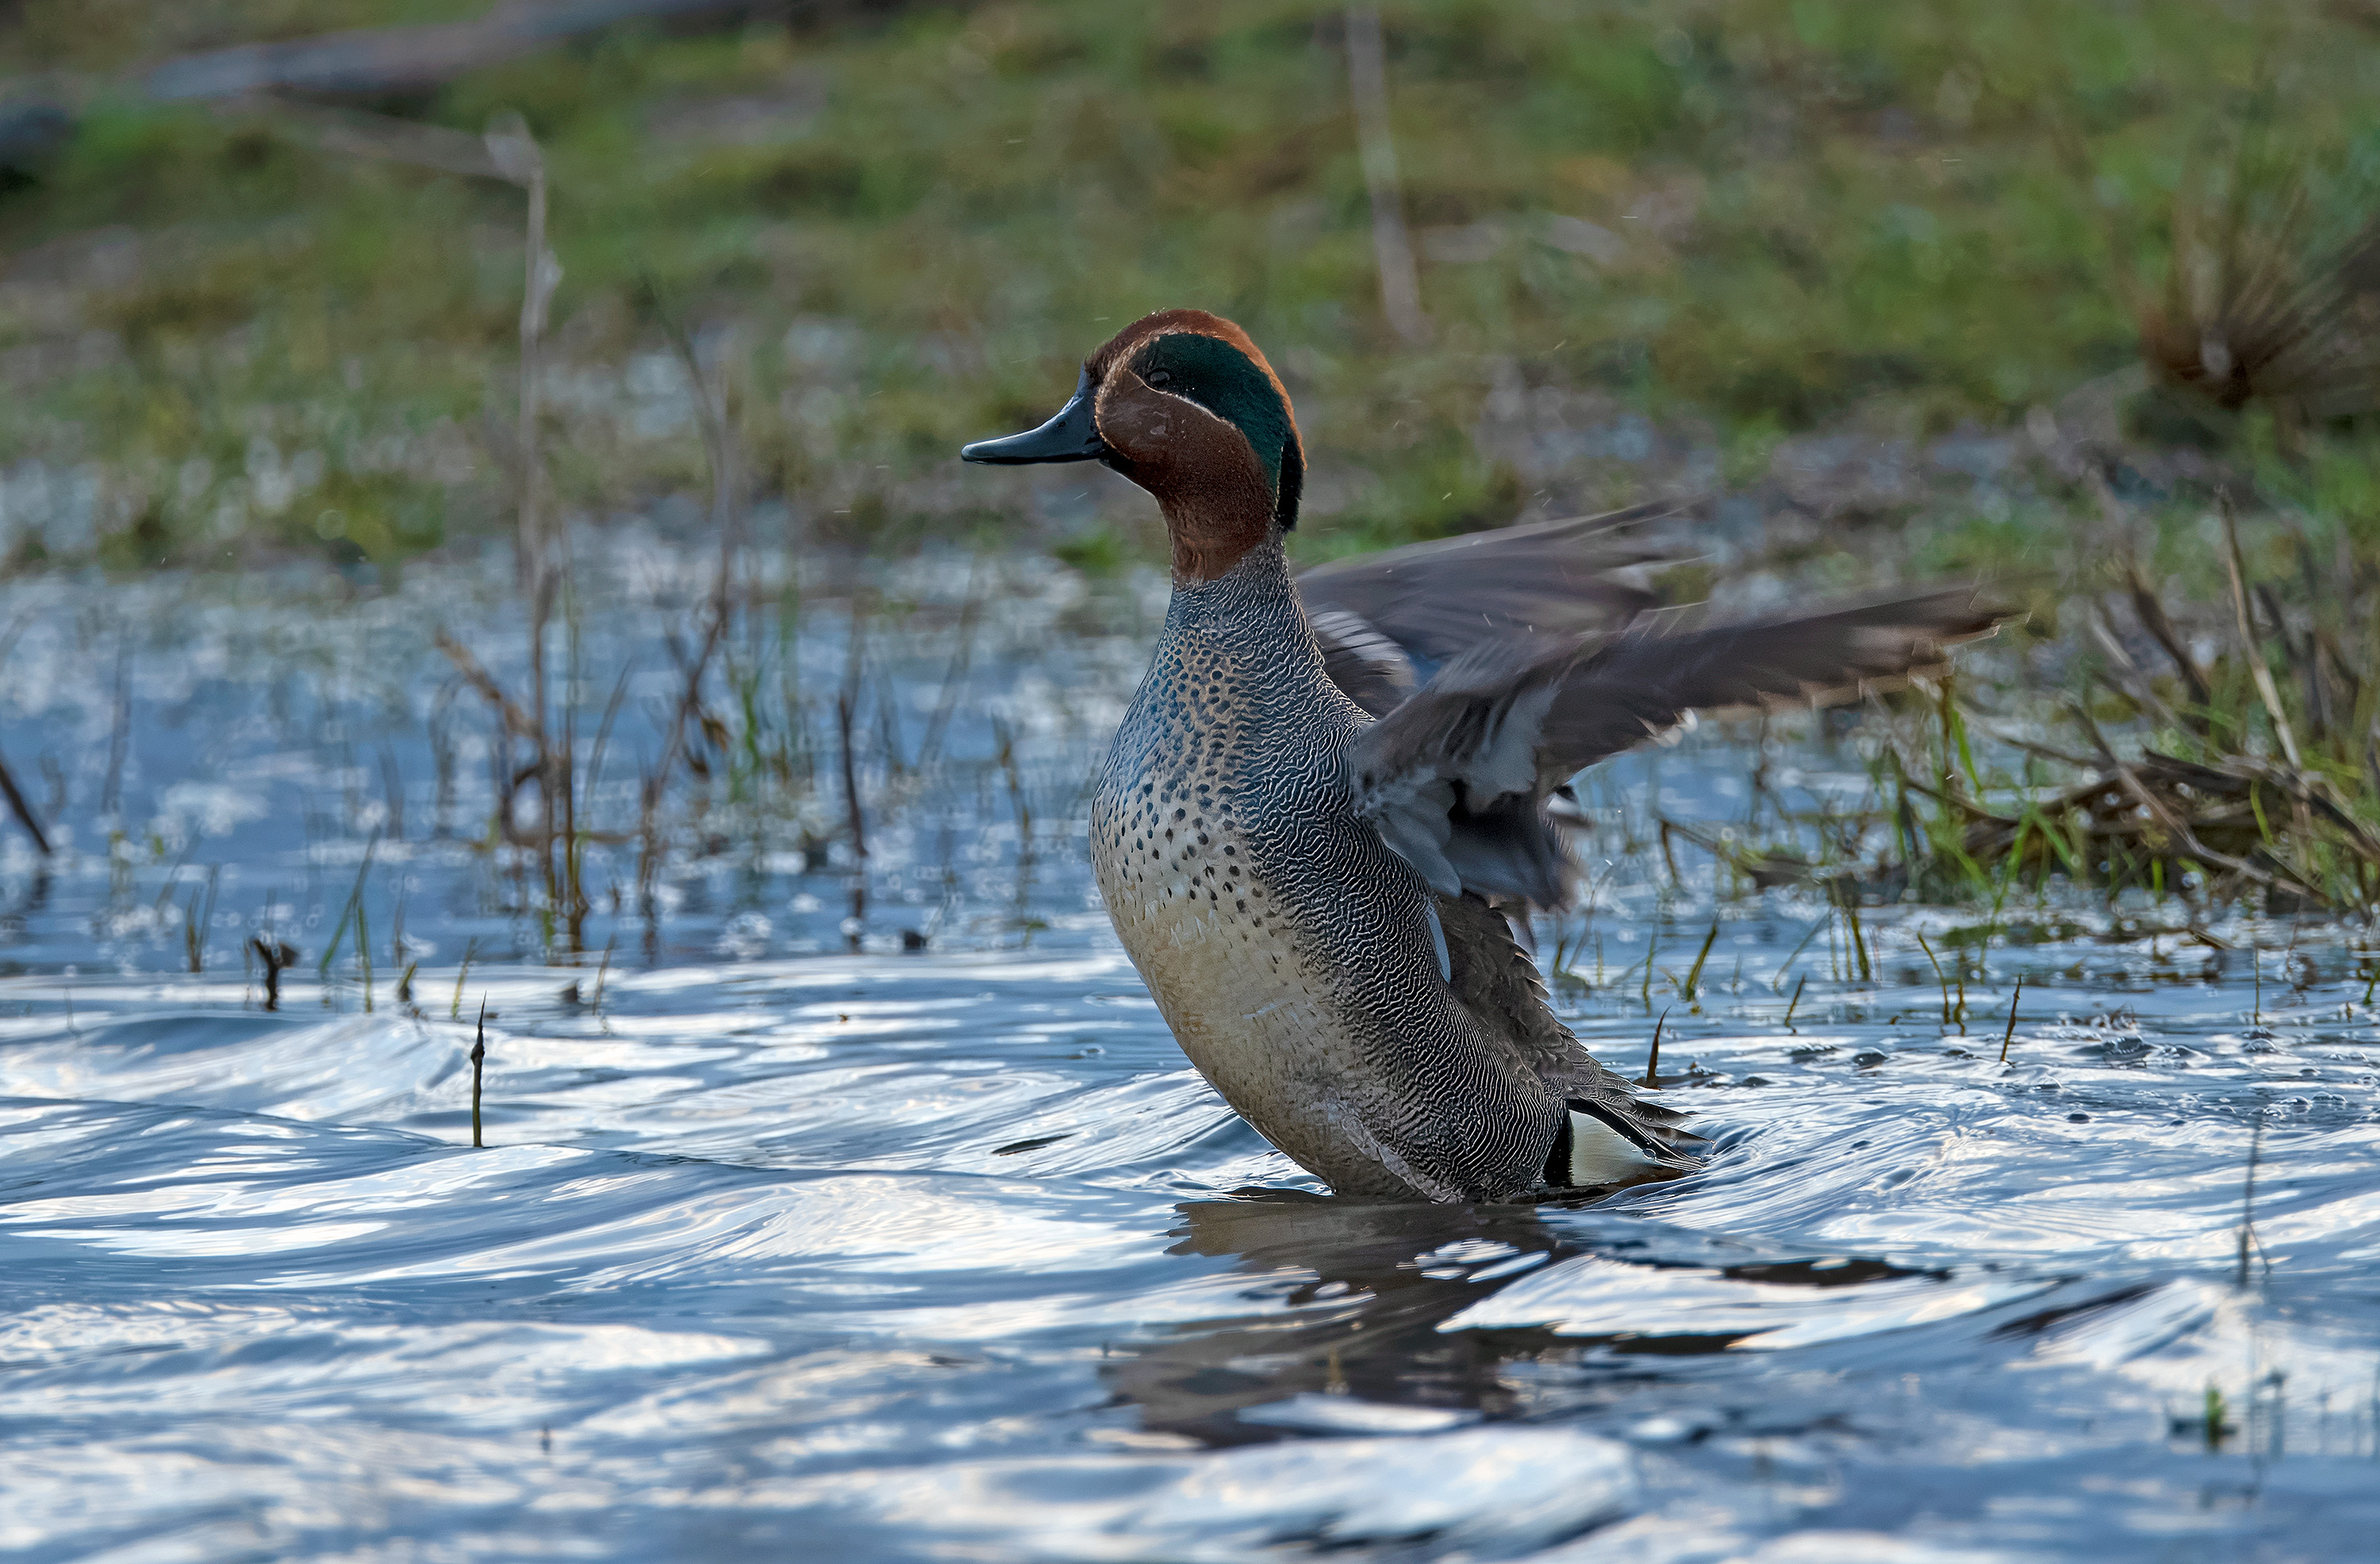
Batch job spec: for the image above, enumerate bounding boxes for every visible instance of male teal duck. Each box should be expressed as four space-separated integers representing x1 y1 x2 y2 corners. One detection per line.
964 309 2001 1204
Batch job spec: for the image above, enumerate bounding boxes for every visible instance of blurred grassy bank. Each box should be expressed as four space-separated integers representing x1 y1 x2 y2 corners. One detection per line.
0 0 2374 579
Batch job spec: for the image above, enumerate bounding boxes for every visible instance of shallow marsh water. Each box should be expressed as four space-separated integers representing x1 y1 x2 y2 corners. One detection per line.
2 550 2378 1562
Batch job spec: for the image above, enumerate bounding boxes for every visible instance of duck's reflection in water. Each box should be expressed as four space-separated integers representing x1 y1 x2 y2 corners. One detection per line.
1104 1190 1634 1447
1108 1190 1943 1446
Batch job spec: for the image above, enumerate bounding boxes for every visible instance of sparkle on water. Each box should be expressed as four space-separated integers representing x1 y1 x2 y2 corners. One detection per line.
2 543 2377 1562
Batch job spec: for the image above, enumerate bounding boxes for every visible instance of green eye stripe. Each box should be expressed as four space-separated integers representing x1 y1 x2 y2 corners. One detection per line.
1132 334 1293 496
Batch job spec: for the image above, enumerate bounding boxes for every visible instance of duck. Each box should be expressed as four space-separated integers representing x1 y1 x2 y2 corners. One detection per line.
963 309 2001 1204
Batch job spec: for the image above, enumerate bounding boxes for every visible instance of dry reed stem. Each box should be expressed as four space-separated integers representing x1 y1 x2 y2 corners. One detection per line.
2122 561 2214 715
250 936 295 1011
2221 496 2304 769
2071 703 2323 903
432 631 541 743
1343 6 1429 346
636 294 745 917
470 1000 487 1150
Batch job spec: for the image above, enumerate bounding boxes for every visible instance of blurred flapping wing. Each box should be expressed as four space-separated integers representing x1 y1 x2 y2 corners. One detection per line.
1345 587 2005 902
1297 506 1672 715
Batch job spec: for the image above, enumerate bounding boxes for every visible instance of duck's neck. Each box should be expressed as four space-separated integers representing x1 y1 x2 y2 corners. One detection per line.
1160 485 1276 584
1154 537 1317 675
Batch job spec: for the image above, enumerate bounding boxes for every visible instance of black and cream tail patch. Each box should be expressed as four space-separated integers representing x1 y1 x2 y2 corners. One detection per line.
1545 1097 1673 1190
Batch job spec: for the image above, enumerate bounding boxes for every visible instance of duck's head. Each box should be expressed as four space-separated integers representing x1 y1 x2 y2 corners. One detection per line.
962 309 1303 582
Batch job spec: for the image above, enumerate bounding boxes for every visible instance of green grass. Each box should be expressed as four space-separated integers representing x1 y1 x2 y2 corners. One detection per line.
0 0 2377 569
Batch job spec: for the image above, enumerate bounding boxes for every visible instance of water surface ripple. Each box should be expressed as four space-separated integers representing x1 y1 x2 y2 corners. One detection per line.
1 564 2376 1559
6 938 2379 1562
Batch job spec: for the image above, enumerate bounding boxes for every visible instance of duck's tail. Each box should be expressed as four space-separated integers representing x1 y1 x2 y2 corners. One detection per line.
1545 1090 1701 1193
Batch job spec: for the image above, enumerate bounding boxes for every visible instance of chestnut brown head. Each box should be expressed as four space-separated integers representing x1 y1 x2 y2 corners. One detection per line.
962 309 1304 581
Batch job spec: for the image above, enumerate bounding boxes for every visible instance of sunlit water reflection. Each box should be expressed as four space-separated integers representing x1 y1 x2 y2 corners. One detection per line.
2 554 2377 1560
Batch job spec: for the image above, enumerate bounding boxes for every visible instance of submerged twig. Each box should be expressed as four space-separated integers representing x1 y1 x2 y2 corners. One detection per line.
1998 974 2023 1064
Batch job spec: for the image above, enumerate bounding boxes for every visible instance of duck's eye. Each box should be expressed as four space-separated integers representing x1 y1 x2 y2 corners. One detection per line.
1146 370 1172 387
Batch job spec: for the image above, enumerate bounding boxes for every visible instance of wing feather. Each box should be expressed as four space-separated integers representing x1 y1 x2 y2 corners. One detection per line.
1536 587 2005 784
1296 504 1673 711
1347 587 2006 903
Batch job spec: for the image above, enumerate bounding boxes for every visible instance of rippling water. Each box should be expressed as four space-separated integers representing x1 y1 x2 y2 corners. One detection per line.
4 558 2378 1560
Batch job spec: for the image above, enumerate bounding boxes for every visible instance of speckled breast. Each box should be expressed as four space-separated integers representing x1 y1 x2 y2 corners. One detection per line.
1090 660 1398 1193
1088 550 1550 1201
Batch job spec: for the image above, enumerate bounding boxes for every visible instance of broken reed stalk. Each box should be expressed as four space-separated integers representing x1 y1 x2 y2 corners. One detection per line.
1916 930 1956 1030
1783 972 1807 1031
570 661 635 949
471 999 487 1149
377 741 405 843
100 638 129 823
991 713 1031 858
636 288 743 921
317 832 381 986
1680 918 1719 1005
1842 901 1873 984
836 684 867 941
0 743 50 855
2120 555 2214 718
250 936 294 1011
913 576 984 774
639 599 730 914
487 113 551 588
1641 1007 1668 1087
2071 702 2322 904
1342 5 1430 345
183 866 219 975
557 623 579 950
475 113 577 946
1771 914 1829 991
1998 974 2024 1064
2221 494 2305 769
313 106 586 952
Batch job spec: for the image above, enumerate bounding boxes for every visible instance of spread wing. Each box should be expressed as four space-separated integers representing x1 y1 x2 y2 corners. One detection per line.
1297 505 1673 716
1347 587 2006 902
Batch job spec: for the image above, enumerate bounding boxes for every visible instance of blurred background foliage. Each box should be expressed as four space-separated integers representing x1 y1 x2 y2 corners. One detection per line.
0 0 2376 576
